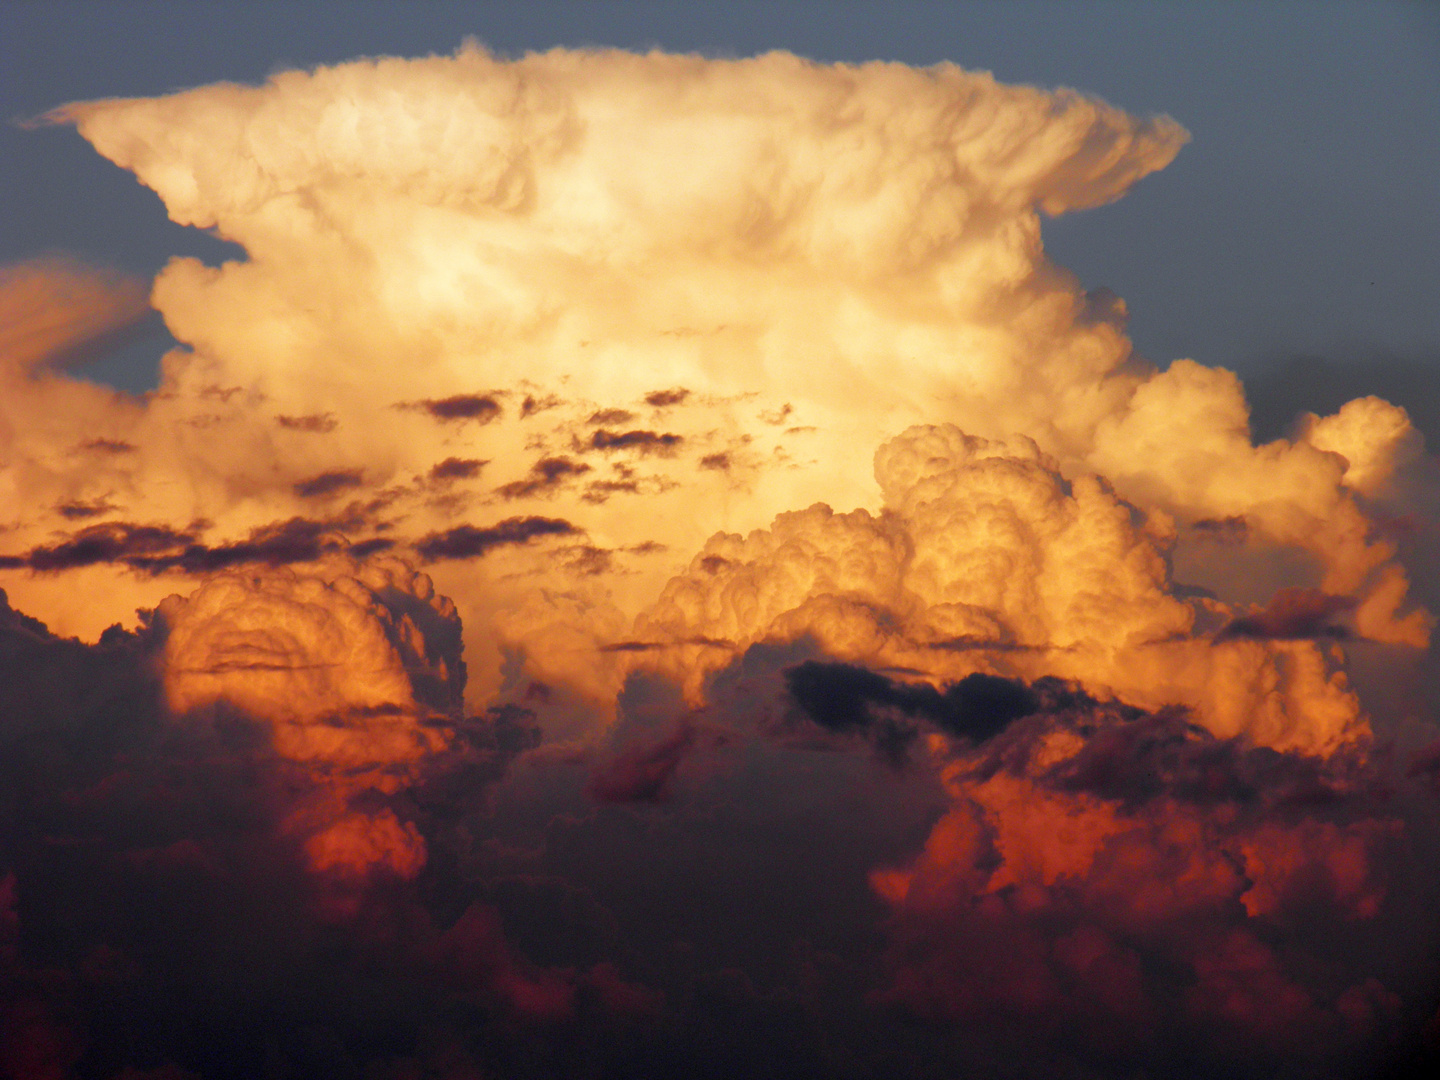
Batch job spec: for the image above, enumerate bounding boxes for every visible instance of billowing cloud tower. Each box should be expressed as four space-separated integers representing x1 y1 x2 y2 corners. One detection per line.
1 44 1436 1080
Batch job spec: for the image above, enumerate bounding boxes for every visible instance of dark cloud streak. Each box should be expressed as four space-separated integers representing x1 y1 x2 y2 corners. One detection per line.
0 518 394 575
407 394 502 423
414 516 578 562
428 457 487 482
293 470 364 499
589 429 683 454
496 457 590 500
1217 587 1355 641
785 660 1038 762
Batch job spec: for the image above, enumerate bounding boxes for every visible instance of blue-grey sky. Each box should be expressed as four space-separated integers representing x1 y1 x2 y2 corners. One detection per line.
3 0 1437 406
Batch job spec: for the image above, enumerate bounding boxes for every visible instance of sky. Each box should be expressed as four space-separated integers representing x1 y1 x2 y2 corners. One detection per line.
2 3 1440 1079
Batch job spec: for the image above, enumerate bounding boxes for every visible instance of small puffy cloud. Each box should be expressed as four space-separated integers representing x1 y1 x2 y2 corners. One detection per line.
428 456 486 481
411 394 502 423
1299 395 1424 495
275 412 337 432
644 389 690 408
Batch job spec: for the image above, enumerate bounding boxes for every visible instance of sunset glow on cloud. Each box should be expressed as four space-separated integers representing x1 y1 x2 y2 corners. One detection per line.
2 43 1438 1080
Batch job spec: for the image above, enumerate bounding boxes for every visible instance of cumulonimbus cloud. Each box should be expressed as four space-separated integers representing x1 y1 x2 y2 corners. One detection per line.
1 43 1438 1079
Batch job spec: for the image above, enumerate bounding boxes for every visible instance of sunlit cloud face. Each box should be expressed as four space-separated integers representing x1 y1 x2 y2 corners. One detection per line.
1 44 1437 1080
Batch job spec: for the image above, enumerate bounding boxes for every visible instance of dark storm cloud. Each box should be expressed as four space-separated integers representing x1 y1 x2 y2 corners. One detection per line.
588 724 697 803
1407 739 1440 797
972 686 1372 810
4 580 1437 1080
861 675 1435 1080
293 469 365 499
785 660 1038 755
0 589 608 1080
1217 587 1355 641
414 516 578 562
495 457 591 500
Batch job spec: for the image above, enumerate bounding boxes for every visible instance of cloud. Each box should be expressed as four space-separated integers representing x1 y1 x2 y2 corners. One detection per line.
0 256 155 375
276 412 338 432
4 558 1438 1078
2 43 1438 1078
644 389 690 408
588 722 698 803
2 522 197 572
79 437 137 454
1245 349 1440 449
414 516 578 561
158 555 465 747
293 469 365 498
10 42 1420 675
635 424 1369 753
495 456 591 500
1217 587 1356 641
587 408 634 426
521 393 563 418
410 394 503 423
861 687 1419 1072
55 497 117 520
588 429 683 454
0 518 402 577
786 661 1038 745
0 573 621 1076
163 517 357 573
428 456 487 481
